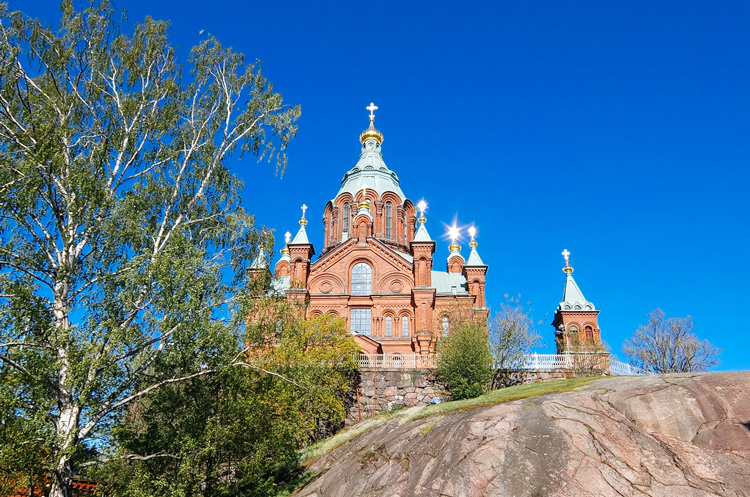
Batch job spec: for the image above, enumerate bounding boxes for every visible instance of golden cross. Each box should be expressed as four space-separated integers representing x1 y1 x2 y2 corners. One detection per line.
562 249 570 264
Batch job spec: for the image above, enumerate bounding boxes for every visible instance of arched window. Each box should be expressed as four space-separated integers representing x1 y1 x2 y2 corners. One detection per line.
585 325 594 342
401 316 409 337
343 203 350 232
385 316 392 337
385 201 392 239
442 316 449 336
351 262 372 296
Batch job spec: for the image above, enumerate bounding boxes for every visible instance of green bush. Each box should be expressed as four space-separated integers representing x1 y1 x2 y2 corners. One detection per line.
436 322 494 400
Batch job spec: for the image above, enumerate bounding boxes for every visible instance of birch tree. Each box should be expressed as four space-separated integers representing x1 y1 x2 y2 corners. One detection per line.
623 309 720 374
0 2 299 495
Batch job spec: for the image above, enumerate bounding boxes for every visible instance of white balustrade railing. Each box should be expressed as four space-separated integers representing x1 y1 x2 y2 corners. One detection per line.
357 353 437 370
356 353 652 376
608 359 652 376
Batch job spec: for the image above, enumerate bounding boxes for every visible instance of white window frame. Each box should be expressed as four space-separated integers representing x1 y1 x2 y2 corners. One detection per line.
350 308 371 336
351 262 372 296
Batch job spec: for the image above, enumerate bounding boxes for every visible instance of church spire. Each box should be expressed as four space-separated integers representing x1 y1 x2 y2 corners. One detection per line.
466 226 484 265
280 231 291 262
447 225 463 260
413 199 432 241
558 249 595 311
291 204 310 244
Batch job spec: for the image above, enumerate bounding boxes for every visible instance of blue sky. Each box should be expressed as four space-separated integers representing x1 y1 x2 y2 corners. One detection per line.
14 1 750 370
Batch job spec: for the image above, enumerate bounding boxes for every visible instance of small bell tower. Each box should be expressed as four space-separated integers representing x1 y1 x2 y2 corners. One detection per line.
551 249 604 354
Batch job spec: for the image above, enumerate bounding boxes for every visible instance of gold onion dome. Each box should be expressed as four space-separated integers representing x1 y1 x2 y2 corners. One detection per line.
360 102 384 145
449 240 461 253
562 248 574 274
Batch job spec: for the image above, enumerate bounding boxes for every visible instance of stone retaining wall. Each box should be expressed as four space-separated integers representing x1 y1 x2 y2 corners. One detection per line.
347 368 577 424
347 369 448 424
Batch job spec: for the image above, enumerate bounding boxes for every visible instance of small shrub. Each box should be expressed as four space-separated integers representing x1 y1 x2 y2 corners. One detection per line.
436 321 493 400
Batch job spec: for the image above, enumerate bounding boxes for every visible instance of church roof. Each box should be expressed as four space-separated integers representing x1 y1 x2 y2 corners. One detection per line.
431 271 469 295
268 275 290 296
559 273 596 311
291 223 310 244
394 250 414 263
466 246 484 265
413 222 432 242
335 137 406 201
250 247 268 269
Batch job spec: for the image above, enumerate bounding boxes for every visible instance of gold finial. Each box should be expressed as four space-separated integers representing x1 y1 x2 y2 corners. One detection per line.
417 200 427 224
448 225 461 252
468 226 477 248
281 231 291 256
299 204 308 226
357 184 370 210
562 249 573 274
360 101 383 145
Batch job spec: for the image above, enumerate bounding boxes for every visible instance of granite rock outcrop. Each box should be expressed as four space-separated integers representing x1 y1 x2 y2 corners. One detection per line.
295 372 750 497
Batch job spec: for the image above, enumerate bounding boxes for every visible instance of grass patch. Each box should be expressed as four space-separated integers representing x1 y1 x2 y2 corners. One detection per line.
409 377 597 421
420 416 442 436
299 377 598 465
299 413 394 464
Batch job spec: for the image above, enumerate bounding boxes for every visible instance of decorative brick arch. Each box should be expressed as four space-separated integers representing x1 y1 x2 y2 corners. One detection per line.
323 201 334 248
308 273 345 294
398 310 412 337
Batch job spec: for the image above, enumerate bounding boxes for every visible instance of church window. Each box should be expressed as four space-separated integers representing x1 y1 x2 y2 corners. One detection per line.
385 201 392 239
385 316 392 336
350 308 371 336
569 325 578 333
401 316 409 336
343 203 350 232
351 262 372 295
442 316 449 336
585 325 594 342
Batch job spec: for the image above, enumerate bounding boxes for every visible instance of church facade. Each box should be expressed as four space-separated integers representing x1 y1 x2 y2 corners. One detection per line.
271 104 489 356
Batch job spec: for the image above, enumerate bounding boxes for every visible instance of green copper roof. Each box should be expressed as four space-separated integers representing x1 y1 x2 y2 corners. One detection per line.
559 273 596 311
335 137 406 201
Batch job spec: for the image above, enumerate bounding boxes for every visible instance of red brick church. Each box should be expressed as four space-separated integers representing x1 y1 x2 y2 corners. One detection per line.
270 103 489 356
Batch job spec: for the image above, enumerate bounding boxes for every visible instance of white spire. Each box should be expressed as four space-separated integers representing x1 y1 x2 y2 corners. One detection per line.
291 205 310 244
413 199 432 241
466 227 484 265
250 247 268 269
558 250 595 310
